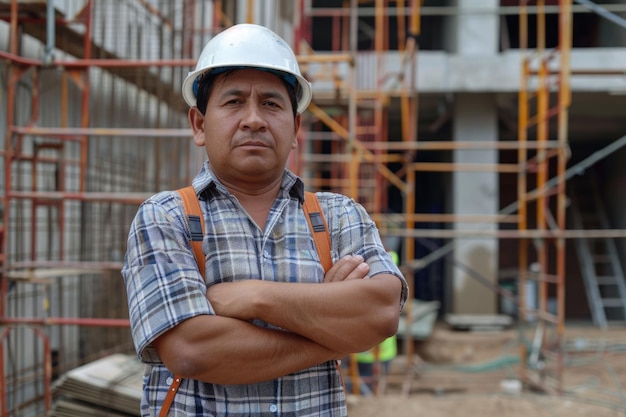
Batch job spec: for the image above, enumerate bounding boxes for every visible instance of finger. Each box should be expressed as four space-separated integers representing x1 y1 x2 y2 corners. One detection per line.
325 255 361 282
327 255 360 273
324 255 365 283
343 262 370 281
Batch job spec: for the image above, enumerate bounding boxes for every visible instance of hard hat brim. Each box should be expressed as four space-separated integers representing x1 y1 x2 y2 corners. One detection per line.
182 65 312 114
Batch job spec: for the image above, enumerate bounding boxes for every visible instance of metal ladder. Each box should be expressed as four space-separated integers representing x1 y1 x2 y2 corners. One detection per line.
570 175 626 328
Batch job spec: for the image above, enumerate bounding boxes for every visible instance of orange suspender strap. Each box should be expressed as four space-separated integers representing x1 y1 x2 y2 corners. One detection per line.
159 375 182 417
304 191 345 392
159 186 204 417
160 188 334 416
177 186 206 278
303 191 332 273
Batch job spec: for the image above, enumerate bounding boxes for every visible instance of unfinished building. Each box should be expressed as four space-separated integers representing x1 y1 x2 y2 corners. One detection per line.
1 0 626 415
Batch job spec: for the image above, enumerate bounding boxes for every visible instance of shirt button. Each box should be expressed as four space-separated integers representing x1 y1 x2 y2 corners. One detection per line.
269 404 278 412
166 377 173 385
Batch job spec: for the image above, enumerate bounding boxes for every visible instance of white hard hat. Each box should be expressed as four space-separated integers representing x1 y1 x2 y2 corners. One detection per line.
182 24 312 114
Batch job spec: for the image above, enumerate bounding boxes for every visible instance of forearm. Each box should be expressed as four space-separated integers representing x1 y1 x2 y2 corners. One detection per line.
214 274 402 353
154 314 341 385
261 275 401 352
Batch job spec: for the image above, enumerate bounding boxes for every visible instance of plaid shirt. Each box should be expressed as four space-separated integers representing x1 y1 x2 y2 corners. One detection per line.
122 162 407 416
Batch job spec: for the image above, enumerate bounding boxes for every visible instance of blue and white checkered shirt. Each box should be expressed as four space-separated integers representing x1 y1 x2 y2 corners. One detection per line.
122 162 407 416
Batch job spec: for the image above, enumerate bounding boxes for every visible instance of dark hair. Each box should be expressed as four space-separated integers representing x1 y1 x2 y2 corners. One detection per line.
194 68 300 117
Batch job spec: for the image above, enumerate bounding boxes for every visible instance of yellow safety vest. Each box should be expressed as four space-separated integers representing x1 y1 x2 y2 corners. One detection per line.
355 335 397 363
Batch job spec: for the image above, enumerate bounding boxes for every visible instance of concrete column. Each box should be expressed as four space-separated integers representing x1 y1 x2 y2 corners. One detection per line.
451 0 499 314
456 0 499 54
452 94 499 314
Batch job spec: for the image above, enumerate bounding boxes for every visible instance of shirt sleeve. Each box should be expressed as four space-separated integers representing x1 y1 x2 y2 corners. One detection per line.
320 193 409 310
121 192 213 364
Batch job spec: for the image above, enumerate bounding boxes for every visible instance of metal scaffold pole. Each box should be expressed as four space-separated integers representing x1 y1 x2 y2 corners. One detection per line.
517 0 571 394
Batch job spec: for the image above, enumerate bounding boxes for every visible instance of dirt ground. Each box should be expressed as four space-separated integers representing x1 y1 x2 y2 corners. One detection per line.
346 322 626 417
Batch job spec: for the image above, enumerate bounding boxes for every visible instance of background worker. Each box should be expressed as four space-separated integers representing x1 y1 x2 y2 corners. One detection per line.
122 23 407 416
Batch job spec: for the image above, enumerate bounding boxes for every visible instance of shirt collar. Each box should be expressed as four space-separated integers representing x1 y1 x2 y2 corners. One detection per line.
191 160 305 203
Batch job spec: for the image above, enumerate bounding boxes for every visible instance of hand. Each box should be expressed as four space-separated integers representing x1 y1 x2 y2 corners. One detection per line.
323 255 370 283
206 280 260 321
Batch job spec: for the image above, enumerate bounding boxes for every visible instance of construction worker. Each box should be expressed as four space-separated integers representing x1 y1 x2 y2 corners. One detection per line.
122 24 407 417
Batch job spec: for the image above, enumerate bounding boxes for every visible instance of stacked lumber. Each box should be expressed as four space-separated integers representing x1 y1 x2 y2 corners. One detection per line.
51 354 143 417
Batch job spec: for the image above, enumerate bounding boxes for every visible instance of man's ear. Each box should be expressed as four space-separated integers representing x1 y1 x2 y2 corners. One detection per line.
188 107 206 147
292 113 301 149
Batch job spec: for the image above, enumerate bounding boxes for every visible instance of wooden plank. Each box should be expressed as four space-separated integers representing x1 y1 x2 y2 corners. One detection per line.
445 314 514 331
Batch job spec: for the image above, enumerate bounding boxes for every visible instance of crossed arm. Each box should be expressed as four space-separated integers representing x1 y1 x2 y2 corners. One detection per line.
154 255 403 385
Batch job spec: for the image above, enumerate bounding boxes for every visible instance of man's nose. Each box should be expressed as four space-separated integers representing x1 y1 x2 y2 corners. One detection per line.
240 103 267 130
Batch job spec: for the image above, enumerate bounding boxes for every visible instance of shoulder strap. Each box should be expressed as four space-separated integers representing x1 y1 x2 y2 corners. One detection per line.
176 186 206 279
302 192 345 390
159 375 181 417
302 191 332 273
161 186 205 417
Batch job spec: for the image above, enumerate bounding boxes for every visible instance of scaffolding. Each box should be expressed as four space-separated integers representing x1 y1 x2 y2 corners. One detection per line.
291 0 422 395
0 0 423 409
0 2 200 415
1 0 626 415
516 0 626 393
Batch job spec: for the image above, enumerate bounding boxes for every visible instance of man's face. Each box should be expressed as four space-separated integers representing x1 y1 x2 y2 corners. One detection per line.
189 69 301 188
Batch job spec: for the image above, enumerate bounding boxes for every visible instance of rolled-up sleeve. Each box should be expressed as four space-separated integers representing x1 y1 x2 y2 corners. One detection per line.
320 193 409 310
122 193 213 363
